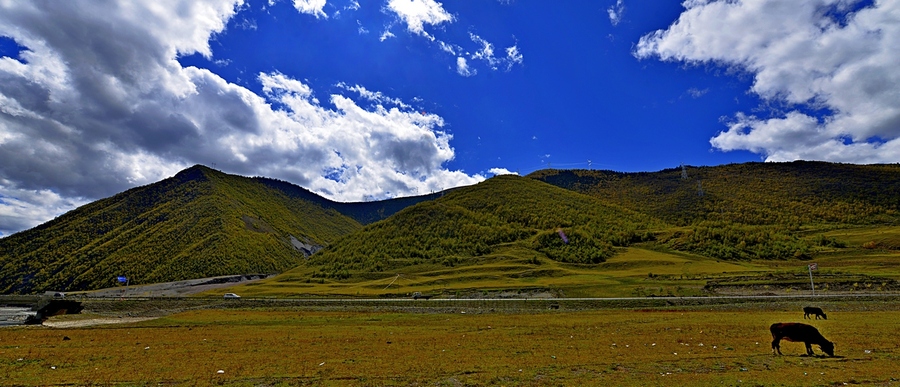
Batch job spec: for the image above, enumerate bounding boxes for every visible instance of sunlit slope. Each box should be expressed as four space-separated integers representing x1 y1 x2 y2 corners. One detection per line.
254 177 454 225
0 166 362 294
215 245 767 298
530 162 900 261
223 175 679 296
530 161 900 227
307 175 667 276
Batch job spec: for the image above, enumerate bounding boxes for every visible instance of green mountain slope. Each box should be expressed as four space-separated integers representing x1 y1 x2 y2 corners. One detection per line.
306 175 665 278
529 161 900 227
0 166 363 294
6 161 900 296
530 161 900 261
255 178 455 225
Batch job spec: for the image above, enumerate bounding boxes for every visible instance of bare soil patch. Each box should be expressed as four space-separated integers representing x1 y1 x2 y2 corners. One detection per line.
43 316 157 328
77 274 272 298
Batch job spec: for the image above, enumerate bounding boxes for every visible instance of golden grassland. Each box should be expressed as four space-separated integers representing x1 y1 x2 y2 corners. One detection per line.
2 305 899 386
206 224 900 300
210 245 772 299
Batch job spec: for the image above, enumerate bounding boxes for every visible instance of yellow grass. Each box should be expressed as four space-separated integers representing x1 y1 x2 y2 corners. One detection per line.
212 247 770 299
2 306 898 386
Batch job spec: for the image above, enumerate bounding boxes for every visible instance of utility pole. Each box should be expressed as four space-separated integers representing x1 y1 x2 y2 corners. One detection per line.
808 263 818 296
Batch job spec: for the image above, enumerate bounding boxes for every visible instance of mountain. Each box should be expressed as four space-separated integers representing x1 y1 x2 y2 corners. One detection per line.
529 161 900 227
305 174 665 279
306 161 900 280
530 161 900 260
0 165 371 294
4 161 900 295
252 177 455 225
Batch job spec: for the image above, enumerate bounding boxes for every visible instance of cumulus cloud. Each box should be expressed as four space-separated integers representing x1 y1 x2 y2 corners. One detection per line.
0 1 483 235
635 0 900 163
386 0 454 41
488 167 517 176
293 0 328 18
0 183 90 237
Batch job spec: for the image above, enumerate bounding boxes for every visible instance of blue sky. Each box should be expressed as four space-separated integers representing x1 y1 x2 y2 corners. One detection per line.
0 0 897 236
179 0 759 173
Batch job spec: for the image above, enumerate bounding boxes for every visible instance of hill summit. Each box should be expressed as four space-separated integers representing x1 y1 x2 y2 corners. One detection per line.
3 161 900 295
0 165 376 293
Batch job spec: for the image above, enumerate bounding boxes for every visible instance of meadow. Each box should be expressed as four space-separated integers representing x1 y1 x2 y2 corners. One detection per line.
208 226 900 300
2 301 899 386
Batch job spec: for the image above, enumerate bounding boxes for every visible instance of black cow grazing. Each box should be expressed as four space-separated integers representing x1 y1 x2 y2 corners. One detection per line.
803 306 827 320
770 322 834 357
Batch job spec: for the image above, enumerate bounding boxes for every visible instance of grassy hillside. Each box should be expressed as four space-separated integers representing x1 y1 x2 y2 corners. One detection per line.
213 244 768 298
529 161 900 227
255 178 454 225
530 161 900 261
0 166 362 294
219 162 900 298
286 175 665 281
7 161 900 297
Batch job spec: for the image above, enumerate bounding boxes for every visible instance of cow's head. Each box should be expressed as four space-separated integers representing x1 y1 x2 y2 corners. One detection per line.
821 341 835 357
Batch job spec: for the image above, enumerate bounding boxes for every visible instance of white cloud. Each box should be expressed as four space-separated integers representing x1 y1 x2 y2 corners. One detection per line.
386 0 455 41
687 87 708 98
293 0 328 18
0 183 90 237
0 0 484 235
456 57 475 77
470 33 496 66
488 167 517 176
357 20 369 34
337 83 411 108
377 1 522 76
608 0 625 26
379 30 396 41
438 41 459 55
468 33 523 72
505 45 524 69
636 0 900 164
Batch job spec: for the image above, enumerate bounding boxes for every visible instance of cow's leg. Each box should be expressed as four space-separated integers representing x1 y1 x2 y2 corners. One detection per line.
804 313 809 319
772 339 782 355
805 343 814 356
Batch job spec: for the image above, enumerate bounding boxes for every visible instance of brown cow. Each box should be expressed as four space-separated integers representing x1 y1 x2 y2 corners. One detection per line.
770 322 834 357
803 306 827 320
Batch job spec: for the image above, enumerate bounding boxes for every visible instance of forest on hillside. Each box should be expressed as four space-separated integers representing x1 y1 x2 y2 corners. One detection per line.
0 166 361 293
530 161 900 262
2 162 899 293
308 176 663 279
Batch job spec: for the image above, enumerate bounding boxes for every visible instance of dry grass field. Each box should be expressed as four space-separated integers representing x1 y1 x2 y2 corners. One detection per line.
2 302 899 386
206 245 773 299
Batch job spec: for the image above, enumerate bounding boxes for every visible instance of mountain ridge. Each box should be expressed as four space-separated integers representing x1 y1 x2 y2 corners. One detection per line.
0 165 363 293
3 161 900 294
